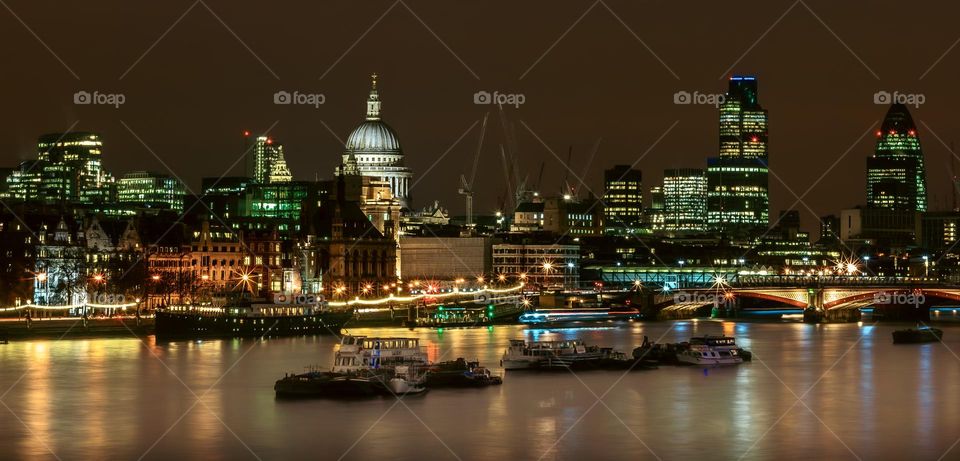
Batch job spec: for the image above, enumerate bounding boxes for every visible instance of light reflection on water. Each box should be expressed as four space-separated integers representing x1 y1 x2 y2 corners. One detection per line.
0 322 959 460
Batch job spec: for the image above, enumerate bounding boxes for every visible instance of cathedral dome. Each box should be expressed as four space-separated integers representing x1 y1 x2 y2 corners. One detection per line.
345 120 401 153
344 73 402 154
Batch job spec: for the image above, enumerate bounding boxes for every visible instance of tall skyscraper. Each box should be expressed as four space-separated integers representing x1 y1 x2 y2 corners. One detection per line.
118 171 186 211
7 132 116 204
707 76 770 235
663 168 707 232
866 104 927 212
336 73 414 209
602 165 642 233
245 133 292 184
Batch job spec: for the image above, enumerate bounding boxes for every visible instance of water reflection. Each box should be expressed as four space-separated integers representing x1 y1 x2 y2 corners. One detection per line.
1 323 960 460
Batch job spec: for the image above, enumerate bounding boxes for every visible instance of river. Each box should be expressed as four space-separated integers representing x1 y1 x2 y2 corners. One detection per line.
1 320 958 460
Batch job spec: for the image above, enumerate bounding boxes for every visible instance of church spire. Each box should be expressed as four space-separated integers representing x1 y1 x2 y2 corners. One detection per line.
366 72 381 121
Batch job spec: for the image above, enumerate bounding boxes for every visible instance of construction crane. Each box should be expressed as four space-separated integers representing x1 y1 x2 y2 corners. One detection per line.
459 113 488 226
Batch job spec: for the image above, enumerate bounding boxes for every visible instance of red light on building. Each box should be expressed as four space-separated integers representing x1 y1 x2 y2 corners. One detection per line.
243 130 251 137
908 129 916 136
750 136 759 143
266 138 273 145
875 130 882 137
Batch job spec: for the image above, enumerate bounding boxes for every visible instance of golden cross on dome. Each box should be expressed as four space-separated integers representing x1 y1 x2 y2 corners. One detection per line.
371 72 378 89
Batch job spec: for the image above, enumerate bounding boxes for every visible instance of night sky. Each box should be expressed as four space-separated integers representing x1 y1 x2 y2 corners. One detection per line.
3 1 960 234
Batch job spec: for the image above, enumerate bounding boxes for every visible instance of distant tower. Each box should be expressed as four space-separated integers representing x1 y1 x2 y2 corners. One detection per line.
707 76 770 236
245 132 291 184
866 104 928 212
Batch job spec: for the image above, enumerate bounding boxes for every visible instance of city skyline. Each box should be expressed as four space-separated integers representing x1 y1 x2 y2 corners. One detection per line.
3 1 960 235
5 4 960 461
2 79 951 233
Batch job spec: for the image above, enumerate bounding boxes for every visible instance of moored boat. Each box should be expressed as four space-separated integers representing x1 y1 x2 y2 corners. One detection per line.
892 327 943 344
274 370 386 398
387 365 428 395
676 344 743 366
689 335 752 361
156 302 352 340
275 335 430 398
501 339 606 370
426 358 503 387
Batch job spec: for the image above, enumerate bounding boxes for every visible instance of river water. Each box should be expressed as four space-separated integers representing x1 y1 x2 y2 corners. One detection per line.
1 320 959 461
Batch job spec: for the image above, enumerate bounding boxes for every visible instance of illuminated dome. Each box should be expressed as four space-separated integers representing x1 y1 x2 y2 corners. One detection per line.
345 120 401 153
337 73 414 209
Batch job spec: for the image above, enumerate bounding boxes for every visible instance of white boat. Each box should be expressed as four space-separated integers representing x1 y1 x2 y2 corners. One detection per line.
501 339 605 370
332 335 429 373
676 345 743 366
688 335 752 361
387 365 428 395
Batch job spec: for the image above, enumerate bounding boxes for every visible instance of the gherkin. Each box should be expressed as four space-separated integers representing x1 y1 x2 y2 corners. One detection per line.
866 104 928 212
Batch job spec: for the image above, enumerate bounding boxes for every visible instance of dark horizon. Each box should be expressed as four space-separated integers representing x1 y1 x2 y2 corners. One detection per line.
3 1 960 234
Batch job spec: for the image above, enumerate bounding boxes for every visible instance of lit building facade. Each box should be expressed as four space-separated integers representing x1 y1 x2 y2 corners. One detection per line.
602 165 642 233
645 186 665 231
336 74 414 208
7 132 116 204
866 104 927 212
118 171 186 211
707 76 770 235
492 243 579 290
663 168 707 232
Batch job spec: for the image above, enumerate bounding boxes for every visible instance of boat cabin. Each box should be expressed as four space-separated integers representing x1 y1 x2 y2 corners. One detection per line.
332 335 428 373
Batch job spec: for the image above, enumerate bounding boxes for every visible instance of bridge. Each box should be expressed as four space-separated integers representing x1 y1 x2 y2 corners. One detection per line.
596 266 958 321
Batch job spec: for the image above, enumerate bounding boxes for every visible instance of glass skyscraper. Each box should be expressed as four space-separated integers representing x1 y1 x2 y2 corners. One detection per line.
663 168 707 232
707 76 770 236
866 104 927 212
602 165 642 233
7 132 116 204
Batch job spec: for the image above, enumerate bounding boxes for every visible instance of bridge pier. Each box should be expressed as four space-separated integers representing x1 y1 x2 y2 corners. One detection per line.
803 307 823 323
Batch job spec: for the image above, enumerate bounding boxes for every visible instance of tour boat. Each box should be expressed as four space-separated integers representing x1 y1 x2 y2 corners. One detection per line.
892 327 943 344
676 344 744 366
331 335 429 373
501 339 605 370
275 335 429 398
